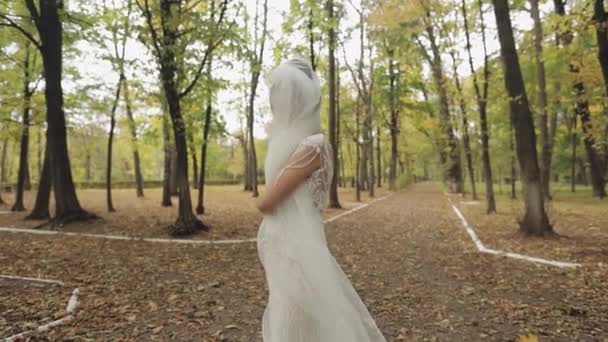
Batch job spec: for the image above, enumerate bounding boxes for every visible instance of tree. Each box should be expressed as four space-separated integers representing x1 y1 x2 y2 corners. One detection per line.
137 0 232 235
461 0 496 212
492 0 552 235
530 0 552 200
106 74 123 212
327 0 341 208
12 41 39 212
414 3 463 194
448 48 477 200
553 0 606 198
245 0 268 198
2 0 96 226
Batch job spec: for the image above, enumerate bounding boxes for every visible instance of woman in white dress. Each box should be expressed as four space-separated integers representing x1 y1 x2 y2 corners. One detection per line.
255 58 387 342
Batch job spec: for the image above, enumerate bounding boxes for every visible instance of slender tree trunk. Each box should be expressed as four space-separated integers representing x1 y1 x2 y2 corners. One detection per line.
376 126 382 188
327 0 341 208
425 16 462 193
196 101 212 215
1 139 8 184
37 127 42 176
36 0 93 225
355 96 361 201
462 0 496 212
122 76 145 197
161 100 172 207
388 52 399 190
0 134 4 205
157 0 206 235
449 50 477 199
493 0 552 235
106 76 123 212
530 0 552 200
196 58 214 215
308 6 316 71
85 152 91 182
26 146 51 220
188 131 198 189
510 116 517 199
13 44 33 212
553 0 606 198
570 115 577 192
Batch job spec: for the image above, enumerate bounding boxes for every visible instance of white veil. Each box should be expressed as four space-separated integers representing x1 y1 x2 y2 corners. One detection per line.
264 58 322 183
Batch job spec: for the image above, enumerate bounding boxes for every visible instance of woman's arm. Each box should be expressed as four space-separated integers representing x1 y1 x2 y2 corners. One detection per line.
256 147 321 215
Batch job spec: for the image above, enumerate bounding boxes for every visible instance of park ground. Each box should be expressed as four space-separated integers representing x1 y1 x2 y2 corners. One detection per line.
0 183 607 341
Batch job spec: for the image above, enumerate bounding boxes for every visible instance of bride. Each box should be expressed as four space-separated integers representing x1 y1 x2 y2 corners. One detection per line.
255 57 387 342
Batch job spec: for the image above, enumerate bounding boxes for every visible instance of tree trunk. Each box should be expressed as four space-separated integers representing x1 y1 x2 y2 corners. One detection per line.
37 0 93 225
157 0 206 235
188 131 198 189
355 96 361 202
579 96 607 197
493 0 552 235
327 0 341 208
570 115 577 192
530 0 552 200
594 0 608 98
553 0 606 198
37 127 42 177
26 145 51 220
246 0 268 198
197 58 214 215
13 44 34 212
425 17 462 193
388 52 399 190
462 0 496 212
308 6 316 71
510 116 517 199
449 50 477 200
106 76 123 212
196 101 212 215
1 139 7 184
122 76 145 197
161 100 172 207
376 126 382 188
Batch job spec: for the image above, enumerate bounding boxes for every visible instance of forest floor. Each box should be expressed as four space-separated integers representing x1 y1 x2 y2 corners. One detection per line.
0 183 607 341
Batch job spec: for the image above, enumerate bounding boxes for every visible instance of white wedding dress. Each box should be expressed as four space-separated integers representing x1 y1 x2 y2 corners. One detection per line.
256 58 387 342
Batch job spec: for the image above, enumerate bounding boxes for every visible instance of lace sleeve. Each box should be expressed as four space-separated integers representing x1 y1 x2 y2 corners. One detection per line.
276 134 333 209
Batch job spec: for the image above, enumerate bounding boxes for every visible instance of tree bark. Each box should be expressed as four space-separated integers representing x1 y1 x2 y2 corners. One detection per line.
0 139 7 184
196 58 214 215
188 130 198 189
425 15 462 193
493 0 552 235
13 43 34 212
569 115 577 192
388 51 399 190
327 0 341 208
462 0 496 212
35 0 93 225
554 0 606 197
106 75 123 212
157 0 206 235
530 0 552 200
510 115 517 199
26 145 51 220
161 98 172 207
355 96 361 201
122 76 145 197
376 126 382 188
449 50 477 200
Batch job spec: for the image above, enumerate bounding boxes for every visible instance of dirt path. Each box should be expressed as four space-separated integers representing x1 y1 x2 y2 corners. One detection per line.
0 183 605 341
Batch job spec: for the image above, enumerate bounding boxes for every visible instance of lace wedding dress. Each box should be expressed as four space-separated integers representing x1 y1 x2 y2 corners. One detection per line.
256 58 387 342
